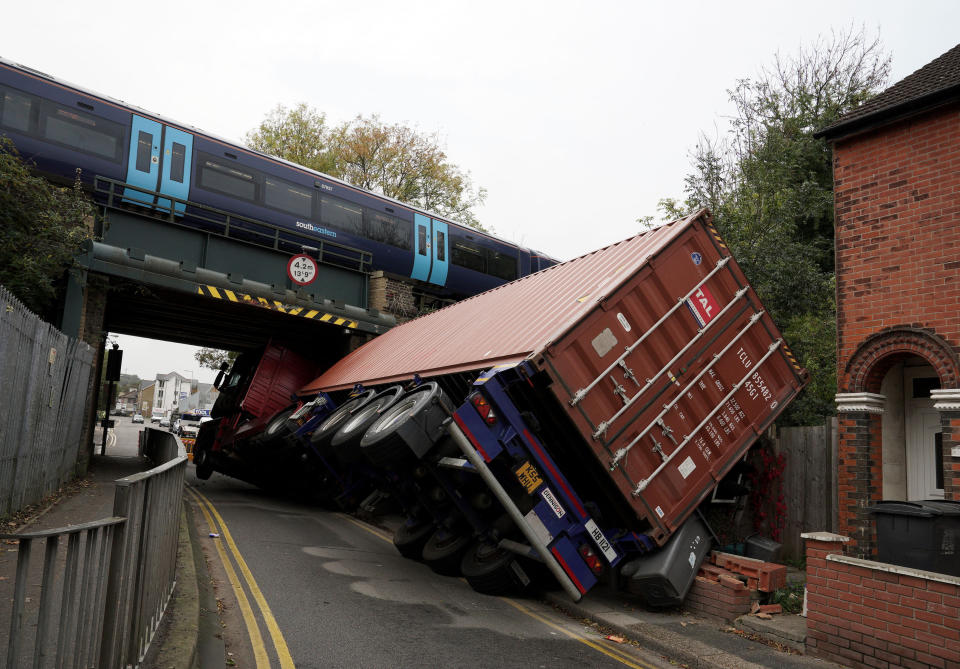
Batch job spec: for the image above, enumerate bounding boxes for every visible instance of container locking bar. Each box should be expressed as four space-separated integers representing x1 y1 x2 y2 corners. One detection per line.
446 419 584 602
570 257 731 406
592 285 748 439
631 338 783 495
609 310 765 471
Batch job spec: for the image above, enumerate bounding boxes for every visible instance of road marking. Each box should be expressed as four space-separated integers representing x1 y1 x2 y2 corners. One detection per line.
500 597 655 669
336 515 653 668
185 487 270 669
335 512 394 544
188 486 296 669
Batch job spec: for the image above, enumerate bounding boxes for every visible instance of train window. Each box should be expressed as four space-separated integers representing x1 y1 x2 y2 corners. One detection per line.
451 239 484 273
265 176 312 218
436 231 445 261
365 209 411 250
0 89 33 132
135 131 152 172
198 153 257 201
170 142 186 183
417 225 427 256
320 195 363 235
40 101 123 161
485 249 518 281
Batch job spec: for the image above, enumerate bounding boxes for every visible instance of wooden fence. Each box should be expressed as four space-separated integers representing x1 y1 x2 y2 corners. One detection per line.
0 285 94 517
774 418 838 562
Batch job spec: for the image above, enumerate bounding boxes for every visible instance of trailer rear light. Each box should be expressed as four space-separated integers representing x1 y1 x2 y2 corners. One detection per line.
579 543 604 575
470 393 498 425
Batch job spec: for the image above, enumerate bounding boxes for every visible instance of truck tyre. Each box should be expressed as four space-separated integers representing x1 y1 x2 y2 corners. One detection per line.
360 382 450 467
330 386 405 464
194 448 213 480
421 527 472 576
257 406 297 446
309 390 376 448
393 518 435 560
460 541 526 596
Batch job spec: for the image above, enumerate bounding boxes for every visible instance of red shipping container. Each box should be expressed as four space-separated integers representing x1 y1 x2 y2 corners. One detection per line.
304 210 807 544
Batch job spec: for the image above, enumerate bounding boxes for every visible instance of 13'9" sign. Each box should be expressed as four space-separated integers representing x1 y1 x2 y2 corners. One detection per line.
287 254 318 286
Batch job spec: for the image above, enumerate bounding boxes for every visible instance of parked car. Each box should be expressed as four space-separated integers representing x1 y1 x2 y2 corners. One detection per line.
159 417 171 428
132 414 144 424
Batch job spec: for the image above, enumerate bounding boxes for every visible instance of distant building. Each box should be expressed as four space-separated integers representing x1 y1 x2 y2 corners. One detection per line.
154 372 193 416
139 382 155 414
116 388 139 414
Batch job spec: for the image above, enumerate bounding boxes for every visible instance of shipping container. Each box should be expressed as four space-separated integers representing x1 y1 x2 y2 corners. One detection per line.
303 209 808 545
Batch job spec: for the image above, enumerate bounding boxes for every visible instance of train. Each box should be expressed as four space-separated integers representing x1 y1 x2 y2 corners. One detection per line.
0 57 557 299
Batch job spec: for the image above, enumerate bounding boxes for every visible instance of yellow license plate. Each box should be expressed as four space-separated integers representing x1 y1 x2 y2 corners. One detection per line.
515 462 543 493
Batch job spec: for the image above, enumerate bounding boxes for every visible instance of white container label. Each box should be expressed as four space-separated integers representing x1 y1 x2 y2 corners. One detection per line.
678 456 696 479
617 312 632 332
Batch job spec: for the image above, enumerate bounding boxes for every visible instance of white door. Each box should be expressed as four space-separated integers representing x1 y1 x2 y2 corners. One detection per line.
904 367 944 500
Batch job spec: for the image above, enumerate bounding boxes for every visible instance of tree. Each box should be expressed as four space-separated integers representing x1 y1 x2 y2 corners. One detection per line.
652 27 890 424
194 347 238 372
246 109 487 230
245 103 338 175
0 138 95 316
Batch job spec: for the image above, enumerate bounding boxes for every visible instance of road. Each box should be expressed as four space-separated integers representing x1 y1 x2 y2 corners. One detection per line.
184 469 673 669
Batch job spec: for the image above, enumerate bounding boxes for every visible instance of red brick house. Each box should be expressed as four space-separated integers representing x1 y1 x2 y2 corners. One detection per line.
817 44 960 558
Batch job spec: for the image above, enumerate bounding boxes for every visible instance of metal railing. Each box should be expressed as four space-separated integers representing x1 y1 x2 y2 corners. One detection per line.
93 176 373 274
2 428 187 668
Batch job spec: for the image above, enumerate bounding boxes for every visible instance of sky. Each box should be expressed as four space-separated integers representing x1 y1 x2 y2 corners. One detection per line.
6 0 958 382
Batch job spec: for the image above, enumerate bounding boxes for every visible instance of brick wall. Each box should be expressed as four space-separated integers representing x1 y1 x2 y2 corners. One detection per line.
834 103 960 391
804 533 960 668
941 411 960 499
683 575 753 622
837 413 883 557
368 271 417 322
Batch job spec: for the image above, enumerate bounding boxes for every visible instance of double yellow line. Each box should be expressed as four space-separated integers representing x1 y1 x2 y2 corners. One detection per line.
186 486 295 669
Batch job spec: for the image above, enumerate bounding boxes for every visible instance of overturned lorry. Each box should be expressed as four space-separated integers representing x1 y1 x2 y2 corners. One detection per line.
194 209 807 604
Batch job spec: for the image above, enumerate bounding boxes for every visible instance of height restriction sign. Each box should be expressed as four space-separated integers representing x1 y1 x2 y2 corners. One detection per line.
287 253 318 286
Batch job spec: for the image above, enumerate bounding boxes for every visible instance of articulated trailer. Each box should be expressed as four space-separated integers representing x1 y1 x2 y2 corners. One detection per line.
291 209 808 603
194 209 806 603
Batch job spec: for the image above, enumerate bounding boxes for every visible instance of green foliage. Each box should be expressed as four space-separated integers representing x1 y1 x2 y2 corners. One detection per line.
0 137 95 315
770 582 806 614
246 109 487 231
653 27 890 425
194 347 238 371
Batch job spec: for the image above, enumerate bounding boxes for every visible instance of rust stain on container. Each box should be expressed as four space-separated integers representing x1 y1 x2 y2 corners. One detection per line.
303 210 808 541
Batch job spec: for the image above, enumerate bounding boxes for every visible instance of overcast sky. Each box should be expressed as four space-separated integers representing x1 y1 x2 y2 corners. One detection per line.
6 1 957 381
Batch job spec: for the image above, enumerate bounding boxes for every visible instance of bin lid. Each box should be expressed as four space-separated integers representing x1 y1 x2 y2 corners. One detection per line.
867 500 960 517
866 501 937 517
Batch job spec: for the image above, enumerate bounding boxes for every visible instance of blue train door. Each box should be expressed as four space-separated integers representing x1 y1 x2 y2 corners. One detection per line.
411 213 432 281
427 220 449 286
125 114 192 214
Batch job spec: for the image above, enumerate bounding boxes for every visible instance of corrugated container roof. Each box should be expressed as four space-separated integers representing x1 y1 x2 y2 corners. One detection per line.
301 211 701 393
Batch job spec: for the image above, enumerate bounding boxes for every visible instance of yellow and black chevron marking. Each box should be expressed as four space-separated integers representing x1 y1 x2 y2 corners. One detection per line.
704 221 728 250
196 285 358 328
781 342 804 374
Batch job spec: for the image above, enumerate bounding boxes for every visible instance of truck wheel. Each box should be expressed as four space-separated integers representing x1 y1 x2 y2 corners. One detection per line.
194 448 213 480
393 518 435 560
360 383 446 468
460 541 526 596
262 406 296 442
422 527 472 576
330 386 405 464
309 390 376 448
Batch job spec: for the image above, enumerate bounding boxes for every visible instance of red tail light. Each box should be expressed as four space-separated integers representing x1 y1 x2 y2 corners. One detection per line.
470 393 498 425
579 544 604 575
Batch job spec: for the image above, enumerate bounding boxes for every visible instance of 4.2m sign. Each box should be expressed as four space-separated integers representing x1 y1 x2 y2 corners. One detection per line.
287 254 318 286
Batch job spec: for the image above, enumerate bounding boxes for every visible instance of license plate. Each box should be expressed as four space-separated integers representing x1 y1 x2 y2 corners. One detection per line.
515 462 543 493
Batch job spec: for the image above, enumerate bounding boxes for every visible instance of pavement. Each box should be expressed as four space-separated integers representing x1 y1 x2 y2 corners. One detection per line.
2 452 846 669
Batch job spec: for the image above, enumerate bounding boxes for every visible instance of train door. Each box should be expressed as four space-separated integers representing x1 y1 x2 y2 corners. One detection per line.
125 114 193 213
427 220 449 286
411 213 432 281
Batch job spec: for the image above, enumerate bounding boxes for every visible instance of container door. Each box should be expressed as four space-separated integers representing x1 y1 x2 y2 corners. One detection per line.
411 213 432 281
158 126 193 214
427 219 449 286
125 114 162 206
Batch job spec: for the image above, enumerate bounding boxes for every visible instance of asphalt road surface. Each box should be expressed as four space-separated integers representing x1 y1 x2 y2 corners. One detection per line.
185 468 673 669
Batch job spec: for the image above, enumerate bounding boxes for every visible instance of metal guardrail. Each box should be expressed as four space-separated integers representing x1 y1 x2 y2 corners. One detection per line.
93 175 373 274
2 428 187 668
